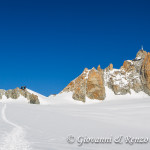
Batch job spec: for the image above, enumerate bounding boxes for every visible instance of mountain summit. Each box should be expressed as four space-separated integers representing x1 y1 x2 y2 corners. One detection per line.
60 49 150 102
0 49 149 104
0 88 40 104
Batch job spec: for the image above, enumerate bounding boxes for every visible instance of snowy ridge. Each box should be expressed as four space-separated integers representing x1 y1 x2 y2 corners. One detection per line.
71 68 90 83
105 86 149 101
0 87 149 105
0 89 51 105
26 89 50 105
47 86 149 105
48 92 103 105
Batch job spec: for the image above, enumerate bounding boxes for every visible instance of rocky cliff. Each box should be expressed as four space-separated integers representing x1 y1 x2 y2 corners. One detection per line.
61 67 105 102
61 49 150 102
0 87 40 104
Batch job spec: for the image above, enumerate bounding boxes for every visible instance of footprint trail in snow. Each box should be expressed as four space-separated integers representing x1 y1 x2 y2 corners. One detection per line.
0 104 32 150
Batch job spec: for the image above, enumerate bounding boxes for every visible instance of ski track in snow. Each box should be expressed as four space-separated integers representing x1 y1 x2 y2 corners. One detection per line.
0 104 32 150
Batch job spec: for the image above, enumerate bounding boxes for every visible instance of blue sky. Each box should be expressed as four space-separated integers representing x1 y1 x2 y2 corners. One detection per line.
0 0 150 96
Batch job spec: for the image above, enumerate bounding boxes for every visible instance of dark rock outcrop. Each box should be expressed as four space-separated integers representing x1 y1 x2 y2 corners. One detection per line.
29 94 40 104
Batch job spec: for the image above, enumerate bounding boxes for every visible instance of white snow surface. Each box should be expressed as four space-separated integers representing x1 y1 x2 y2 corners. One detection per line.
0 96 150 150
0 95 29 104
48 87 149 105
0 104 32 150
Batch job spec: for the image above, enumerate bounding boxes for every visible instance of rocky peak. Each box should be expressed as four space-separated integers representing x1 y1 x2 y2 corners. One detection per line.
62 67 105 102
121 60 136 72
91 67 96 71
105 63 113 72
97 65 101 71
109 63 113 70
62 67 89 94
0 87 40 104
86 67 105 100
140 52 150 95
61 49 150 102
84 67 89 72
135 49 147 60
132 49 147 73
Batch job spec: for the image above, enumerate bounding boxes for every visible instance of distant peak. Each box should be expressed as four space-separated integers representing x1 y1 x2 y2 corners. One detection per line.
97 65 101 71
136 49 147 60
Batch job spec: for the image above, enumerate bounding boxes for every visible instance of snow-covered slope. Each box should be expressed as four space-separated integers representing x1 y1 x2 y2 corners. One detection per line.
0 95 30 104
48 88 149 105
0 87 149 105
48 92 104 105
105 86 149 100
0 88 51 105
26 88 51 105
0 98 150 150
27 88 47 100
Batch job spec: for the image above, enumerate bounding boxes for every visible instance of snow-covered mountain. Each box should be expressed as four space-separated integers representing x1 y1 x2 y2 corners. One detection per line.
0 48 150 104
59 49 150 102
0 49 150 150
0 88 40 104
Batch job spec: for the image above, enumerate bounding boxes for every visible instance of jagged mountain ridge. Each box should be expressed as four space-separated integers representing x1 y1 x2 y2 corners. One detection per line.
61 49 150 102
0 49 149 104
0 88 40 104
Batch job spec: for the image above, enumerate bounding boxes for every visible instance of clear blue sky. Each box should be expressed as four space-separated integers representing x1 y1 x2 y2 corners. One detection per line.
0 0 150 96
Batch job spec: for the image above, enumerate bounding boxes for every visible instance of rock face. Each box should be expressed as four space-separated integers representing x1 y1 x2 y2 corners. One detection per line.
121 60 136 72
61 67 105 102
62 68 89 102
141 52 150 95
62 48 150 102
0 88 40 104
104 68 132 95
29 94 39 104
86 68 105 100
0 90 5 99
72 68 88 102
105 64 113 71
104 52 145 95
